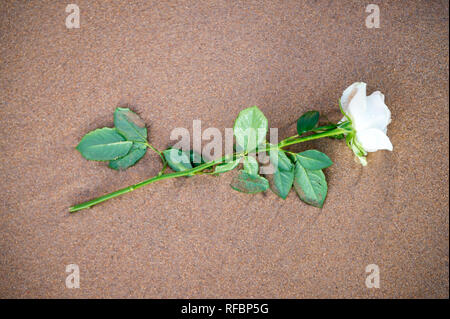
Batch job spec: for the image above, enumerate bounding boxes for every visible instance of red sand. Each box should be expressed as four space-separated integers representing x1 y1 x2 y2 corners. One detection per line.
0 0 448 298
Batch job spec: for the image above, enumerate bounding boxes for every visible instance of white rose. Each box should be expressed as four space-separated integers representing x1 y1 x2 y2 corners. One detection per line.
340 82 393 165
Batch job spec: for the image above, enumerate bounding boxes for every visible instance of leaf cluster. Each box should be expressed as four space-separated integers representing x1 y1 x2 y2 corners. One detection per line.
76 108 148 169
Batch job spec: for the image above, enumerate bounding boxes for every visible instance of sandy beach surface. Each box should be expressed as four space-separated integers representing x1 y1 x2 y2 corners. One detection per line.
0 0 448 298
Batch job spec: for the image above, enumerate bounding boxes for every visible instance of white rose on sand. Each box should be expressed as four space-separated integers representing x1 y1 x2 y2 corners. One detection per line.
340 82 393 166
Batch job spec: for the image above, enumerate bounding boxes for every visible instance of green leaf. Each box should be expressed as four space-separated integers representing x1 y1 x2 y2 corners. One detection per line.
114 107 147 142
293 163 328 208
76 127 133 161
295 150 333 170
108 144 147 170
162 148 192 172
230 171 269 194
297 110 319 135
269 149 293 171
272 169 295 199
243 156 259 175
269 150 294 199
233 106 268 152
215 157 241 174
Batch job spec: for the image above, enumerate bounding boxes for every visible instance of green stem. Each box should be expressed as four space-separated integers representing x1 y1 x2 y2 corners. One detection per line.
144 142 168 176
279 134 299 143
158 161 168 176
69 156 226 213
278 124 342 145
145 142 166 164
69 127 345 213
313 124 338 132
278 127 345 148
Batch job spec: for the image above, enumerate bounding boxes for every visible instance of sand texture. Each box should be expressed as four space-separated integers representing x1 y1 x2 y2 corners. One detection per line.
0 0 448 298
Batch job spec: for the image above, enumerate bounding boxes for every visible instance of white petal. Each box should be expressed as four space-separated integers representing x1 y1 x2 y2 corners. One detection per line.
372 90 385 102
354 91 391 132
356 128 393 152
340 82 366 114
345 83 370 128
